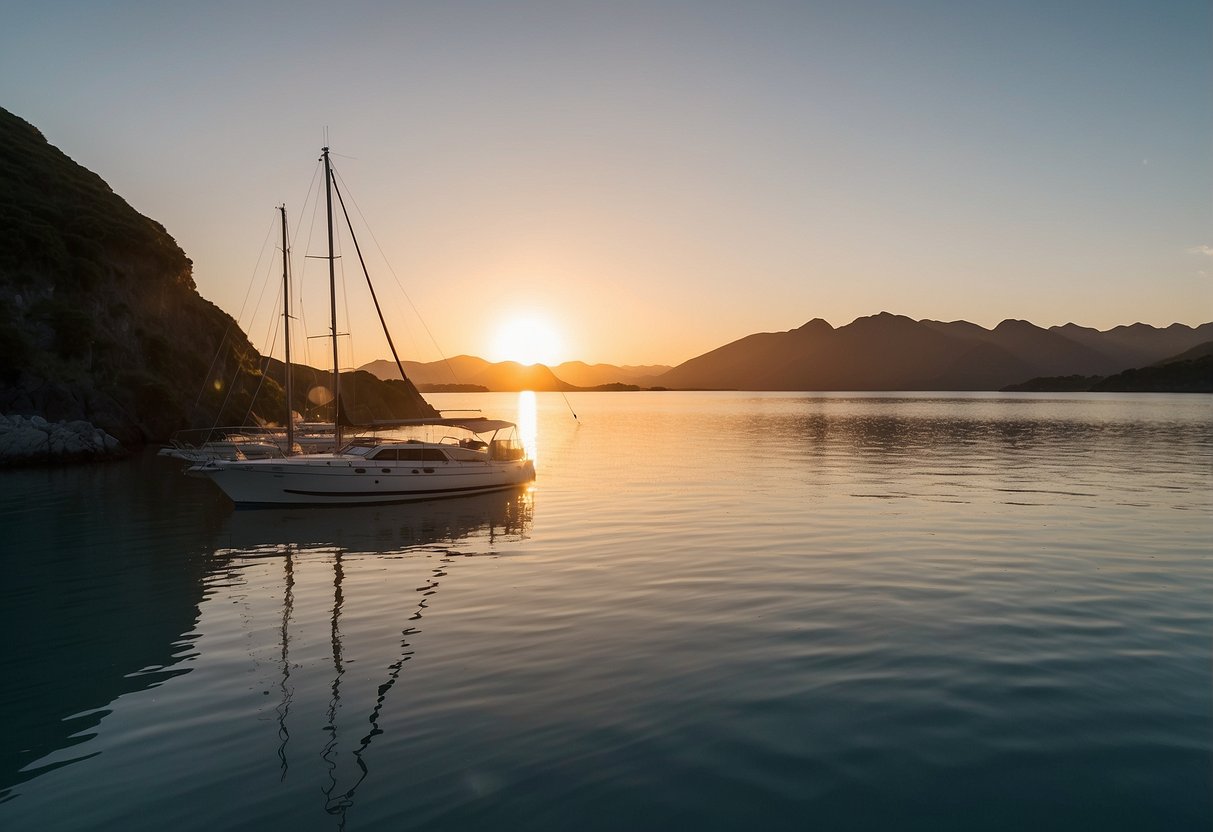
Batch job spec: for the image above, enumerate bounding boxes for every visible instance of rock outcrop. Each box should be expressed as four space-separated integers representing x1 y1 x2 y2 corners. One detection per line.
0 414 123 464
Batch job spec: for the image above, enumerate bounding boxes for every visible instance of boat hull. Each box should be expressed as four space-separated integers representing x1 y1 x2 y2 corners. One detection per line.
196 457 536 507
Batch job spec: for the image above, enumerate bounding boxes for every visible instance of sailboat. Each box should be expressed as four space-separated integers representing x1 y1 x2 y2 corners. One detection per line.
193 147 535 507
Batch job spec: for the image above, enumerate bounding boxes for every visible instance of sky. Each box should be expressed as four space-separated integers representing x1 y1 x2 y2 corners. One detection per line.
2 0 1210 368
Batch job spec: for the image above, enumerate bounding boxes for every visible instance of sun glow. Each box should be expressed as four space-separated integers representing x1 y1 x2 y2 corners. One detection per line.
489 315 564 366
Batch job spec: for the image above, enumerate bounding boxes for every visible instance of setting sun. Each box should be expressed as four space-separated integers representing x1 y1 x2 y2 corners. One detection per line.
489 315 564 366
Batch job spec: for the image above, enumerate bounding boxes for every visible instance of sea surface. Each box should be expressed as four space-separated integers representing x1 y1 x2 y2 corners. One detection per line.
1 392 1209 831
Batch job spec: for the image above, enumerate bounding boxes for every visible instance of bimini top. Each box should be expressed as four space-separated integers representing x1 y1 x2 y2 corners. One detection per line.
354 417 517 434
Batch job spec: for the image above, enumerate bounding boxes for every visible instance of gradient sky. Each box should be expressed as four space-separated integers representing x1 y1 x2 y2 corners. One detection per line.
3 1 1210 367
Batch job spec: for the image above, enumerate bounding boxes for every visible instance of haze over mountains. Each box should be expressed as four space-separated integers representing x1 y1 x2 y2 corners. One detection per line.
363 313 1213 392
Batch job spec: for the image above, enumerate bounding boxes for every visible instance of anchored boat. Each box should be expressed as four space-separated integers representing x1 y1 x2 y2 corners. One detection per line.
193 418 534 506
194 147 535 506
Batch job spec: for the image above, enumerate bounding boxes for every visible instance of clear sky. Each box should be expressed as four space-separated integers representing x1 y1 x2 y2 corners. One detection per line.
3 1 1210 367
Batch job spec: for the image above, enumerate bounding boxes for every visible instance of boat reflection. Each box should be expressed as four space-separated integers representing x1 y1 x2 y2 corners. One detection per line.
212 486 533 829
215 485 534 553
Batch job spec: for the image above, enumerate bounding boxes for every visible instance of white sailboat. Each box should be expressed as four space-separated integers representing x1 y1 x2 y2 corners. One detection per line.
194 147 535 507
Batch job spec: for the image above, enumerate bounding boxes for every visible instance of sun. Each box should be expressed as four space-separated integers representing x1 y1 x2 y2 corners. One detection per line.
490 315 564 366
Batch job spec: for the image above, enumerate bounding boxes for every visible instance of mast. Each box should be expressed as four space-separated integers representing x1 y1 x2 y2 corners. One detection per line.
279 205 294 455
322 146 342 450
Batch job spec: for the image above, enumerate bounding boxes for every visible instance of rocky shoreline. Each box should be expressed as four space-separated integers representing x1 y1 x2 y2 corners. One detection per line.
0 414 127 467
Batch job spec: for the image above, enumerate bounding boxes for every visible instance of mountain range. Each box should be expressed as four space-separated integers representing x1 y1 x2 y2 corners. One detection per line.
1004 339 1213 393
654 313 1213 391
358 356 670 391
361 314 1212 393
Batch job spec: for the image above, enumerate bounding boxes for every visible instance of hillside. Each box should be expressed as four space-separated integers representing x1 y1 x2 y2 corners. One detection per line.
655 313 1213 391
0 107 433 463
1005 341 1213 393
551 361 671 388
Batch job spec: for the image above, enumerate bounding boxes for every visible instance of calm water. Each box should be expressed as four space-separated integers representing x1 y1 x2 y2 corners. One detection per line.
1 392 1210 831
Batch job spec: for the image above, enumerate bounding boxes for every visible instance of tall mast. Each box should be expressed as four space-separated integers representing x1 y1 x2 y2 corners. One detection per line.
279 204 294 455
322 146 342 451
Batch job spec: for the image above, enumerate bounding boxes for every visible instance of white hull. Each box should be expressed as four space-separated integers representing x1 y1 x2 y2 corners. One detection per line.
196 454 535 507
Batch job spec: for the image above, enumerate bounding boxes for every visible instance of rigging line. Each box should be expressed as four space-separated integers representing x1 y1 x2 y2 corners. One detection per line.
190 212 277 417
244 291 286 426
247 217 287 360
331 168 461 384
325 163 355 384
230 232 289 428
234 213 279 331
257 277 284 363
334 207 355 407
289 162 321 253
284 161 320 373
208 315 276 437
299 165 326 370
330 171 412 383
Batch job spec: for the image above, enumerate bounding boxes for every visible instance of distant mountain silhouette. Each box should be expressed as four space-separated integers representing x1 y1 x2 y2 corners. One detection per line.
359 356 668 391
550 361 670 388
655 313 1213 391
1004 340 1213 393
1049 323 1212 369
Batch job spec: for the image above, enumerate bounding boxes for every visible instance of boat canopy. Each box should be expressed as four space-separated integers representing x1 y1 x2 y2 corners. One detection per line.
354 417 517 434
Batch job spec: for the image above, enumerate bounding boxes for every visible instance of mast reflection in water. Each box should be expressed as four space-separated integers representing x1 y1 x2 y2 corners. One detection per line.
1 484 533 830
214 488 534 830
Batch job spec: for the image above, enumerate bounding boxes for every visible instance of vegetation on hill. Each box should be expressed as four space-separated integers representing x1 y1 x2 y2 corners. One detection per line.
1001 341 1213 393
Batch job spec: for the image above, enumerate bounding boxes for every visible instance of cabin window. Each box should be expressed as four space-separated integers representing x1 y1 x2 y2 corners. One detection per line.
370 447 448 462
